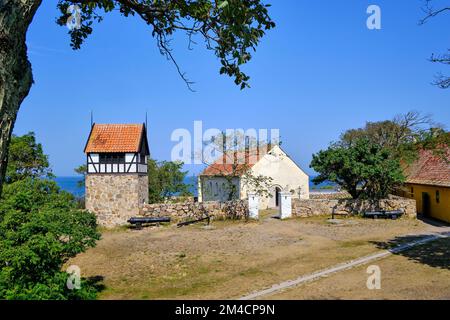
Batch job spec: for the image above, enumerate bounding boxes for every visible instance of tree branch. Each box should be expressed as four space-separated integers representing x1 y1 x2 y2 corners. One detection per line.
58 0 275 91
419 0 450 24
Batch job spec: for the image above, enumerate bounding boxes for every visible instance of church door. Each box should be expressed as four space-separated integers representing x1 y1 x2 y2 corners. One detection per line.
275 187 281 207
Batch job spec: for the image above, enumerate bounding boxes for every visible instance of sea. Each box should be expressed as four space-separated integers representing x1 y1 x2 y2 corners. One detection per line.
55 176 337 197
54 177 85 197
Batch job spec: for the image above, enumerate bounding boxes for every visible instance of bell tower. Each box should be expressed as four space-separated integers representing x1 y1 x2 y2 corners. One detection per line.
84 123 149 227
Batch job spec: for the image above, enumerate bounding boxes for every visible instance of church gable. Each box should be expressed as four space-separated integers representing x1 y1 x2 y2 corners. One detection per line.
200 144 273 177
252 145 309 179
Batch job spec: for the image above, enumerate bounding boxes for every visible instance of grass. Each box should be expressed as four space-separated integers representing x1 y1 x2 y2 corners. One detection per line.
339 239 369 248
97 225 130 233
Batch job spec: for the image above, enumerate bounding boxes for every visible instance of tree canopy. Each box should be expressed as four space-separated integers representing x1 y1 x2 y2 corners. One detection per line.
340 111 449 163
311 138 405 200
56 0 275 90
0 134 100 300
5 132 54 184
311 111 449 200
148 159 193 203
0 178 100 299
74 164 87 188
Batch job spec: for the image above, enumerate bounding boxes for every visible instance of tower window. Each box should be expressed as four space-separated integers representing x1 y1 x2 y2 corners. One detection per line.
99 153 125 164
436 190 440 204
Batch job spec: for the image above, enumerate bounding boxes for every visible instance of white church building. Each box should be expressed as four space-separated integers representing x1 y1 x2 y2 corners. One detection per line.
198 143 309 209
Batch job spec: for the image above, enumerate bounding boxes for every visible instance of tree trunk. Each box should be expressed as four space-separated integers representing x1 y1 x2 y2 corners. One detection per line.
0 0 41 193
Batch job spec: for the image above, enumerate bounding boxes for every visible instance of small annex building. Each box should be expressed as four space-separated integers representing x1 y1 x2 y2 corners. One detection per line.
399 148 450 223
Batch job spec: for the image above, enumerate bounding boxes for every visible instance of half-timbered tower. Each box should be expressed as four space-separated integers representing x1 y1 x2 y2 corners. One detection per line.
84 123 149 226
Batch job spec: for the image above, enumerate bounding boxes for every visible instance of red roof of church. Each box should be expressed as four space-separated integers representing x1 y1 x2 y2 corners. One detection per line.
200 145 274 177
84 124 146 153
404 148 450 187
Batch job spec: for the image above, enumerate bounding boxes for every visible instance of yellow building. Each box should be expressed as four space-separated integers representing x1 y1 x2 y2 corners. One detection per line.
400 149 450 223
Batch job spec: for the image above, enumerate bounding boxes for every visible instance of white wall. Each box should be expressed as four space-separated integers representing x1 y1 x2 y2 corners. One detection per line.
87 153 147 174
241 145 309 209
200 176 241 202
125 153 135 163
198 145 309 208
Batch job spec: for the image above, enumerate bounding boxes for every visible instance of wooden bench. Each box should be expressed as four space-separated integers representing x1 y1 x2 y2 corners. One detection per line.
331 208 349 219
127 217 171 229
363 210 404 220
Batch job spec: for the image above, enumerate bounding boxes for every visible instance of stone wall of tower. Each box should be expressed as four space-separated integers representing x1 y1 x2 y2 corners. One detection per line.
85 174 149 227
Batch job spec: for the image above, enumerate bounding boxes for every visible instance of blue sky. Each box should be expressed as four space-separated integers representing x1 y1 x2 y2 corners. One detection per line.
16 0 450 176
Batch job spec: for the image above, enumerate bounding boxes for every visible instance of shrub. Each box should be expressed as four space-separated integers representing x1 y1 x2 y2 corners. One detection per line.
0 178 100 300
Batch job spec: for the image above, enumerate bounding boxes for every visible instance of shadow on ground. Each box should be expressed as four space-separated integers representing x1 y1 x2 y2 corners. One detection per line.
370 233 449 270
417 215 450 228
85 275 106 293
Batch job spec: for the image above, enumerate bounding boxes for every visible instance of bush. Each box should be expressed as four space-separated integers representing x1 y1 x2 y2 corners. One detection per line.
0 178 100 300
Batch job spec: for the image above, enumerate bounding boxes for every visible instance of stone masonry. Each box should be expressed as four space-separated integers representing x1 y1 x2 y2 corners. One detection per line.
86 174 149 227
140 200 249 222
292 195 417 218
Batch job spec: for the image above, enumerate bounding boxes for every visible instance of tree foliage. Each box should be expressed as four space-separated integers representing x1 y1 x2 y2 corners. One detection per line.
312 111 448 200
0 178 100 300
311 138 405 200
56 0 275 90
5 132 54 184
148 159 193 203
0 134 99 299
340 111 449 163
74 164 87 188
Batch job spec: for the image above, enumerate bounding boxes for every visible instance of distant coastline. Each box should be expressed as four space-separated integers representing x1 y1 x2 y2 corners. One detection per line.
55 176 337 197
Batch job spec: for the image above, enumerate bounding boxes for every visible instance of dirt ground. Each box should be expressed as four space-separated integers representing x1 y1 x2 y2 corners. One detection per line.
68 212 449 300
268 237 450 300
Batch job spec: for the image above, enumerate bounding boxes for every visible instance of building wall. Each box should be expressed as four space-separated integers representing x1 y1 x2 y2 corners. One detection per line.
86 174 149 227
199 176 241 202
243 145 310 209
87 153 148 174
198 145 310 209
402 184 450 223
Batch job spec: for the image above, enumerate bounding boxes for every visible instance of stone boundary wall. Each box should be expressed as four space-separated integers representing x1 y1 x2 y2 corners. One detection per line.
309 191 351 200
292 196 417 218
140 200 249 222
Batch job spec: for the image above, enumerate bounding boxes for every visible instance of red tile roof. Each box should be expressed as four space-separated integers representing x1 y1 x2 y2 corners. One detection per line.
84 124 145 153
404 148 450 187
200 145 273 177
